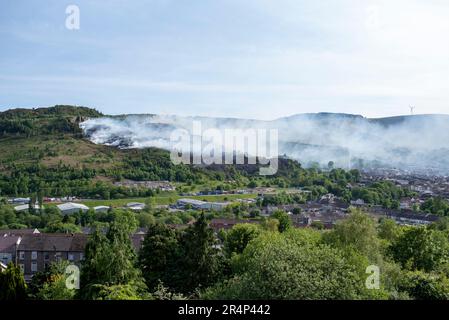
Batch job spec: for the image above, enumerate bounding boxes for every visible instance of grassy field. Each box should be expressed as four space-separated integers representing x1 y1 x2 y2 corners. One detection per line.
45 193 258 208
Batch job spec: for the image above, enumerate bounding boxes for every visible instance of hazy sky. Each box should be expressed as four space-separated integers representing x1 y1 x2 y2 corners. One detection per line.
1 0 449 119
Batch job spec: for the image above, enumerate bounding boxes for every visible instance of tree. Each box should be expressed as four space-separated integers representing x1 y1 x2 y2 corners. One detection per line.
378 218 402 243
271 210 292 233
177 213 222 294
224 223 262 257
145 197 156 211
247 180 257 188
0 262 27 301
37 189 44 210
138 223 179 291
92 284 144 300
152 282 186 300
421 197 449 216
261 218 279 232
45 222 81 233
78 211 146 299
310 220 324 230
29 260 74 300
398 271 449 300
389 227 449 272
138 212 156 228
323 209 381 262
249 209 260 218
203 231 383 300
36 274 75 300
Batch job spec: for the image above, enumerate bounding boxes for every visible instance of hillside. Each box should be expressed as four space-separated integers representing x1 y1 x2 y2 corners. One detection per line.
0 105 308 198
0 105 103 119
0 105 113 169
0 105 103 139
81 112 449 173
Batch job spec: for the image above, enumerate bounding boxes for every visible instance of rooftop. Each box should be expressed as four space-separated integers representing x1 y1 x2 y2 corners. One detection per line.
57 202 89 211
17 233 88 252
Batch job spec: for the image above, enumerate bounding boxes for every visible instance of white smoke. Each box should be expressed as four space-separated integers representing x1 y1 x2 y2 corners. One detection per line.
80 113 449 173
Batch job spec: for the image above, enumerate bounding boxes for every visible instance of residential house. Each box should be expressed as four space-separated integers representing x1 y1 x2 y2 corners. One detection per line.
209 218 260 231
0 228 40 236
16 233 88 281
386 211 439 226
0 234 21 266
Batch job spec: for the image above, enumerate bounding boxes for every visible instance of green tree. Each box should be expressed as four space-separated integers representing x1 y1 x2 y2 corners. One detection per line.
203 231 383 300
36 274 75 300
378 218 402 243
92 284 144 300
398 270 449 300
224 223 262 257
261 218 279 232
138 223 179 291
28 260 73 299
45 222 81 233
145 197 157 211
247 180 258 188
271 210 292 233
177 213 222 294
0 262 28 301
79 211 146 299
389 227 449 272
323 209 381 262
310 220 324 230
421 197 449 216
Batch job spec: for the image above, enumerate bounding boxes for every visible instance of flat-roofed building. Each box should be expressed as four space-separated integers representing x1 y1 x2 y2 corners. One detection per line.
14 204 41 212
177 198 229 211
126 202 146 211
94 205 110 213
57 202 89 215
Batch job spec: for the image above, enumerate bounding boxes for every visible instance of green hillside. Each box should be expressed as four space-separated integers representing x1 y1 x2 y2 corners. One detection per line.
0 106 303 198
0 105 367 204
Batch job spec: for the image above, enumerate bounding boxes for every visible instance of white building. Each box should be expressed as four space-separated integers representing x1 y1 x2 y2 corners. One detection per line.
57 202 89 215
8 197 30 204
126 202 146 211
177 198 206 209
14 204 41 212
207 202 229 211
177 198 229 211
94 206 110 213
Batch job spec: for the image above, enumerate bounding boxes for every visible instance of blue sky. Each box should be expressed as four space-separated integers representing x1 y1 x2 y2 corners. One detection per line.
1 0 449 119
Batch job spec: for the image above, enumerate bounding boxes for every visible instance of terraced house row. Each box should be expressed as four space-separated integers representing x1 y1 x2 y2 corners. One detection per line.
0 229 145 281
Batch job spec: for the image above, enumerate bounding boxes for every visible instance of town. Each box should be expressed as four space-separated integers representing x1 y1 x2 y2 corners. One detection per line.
2 168 448 280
